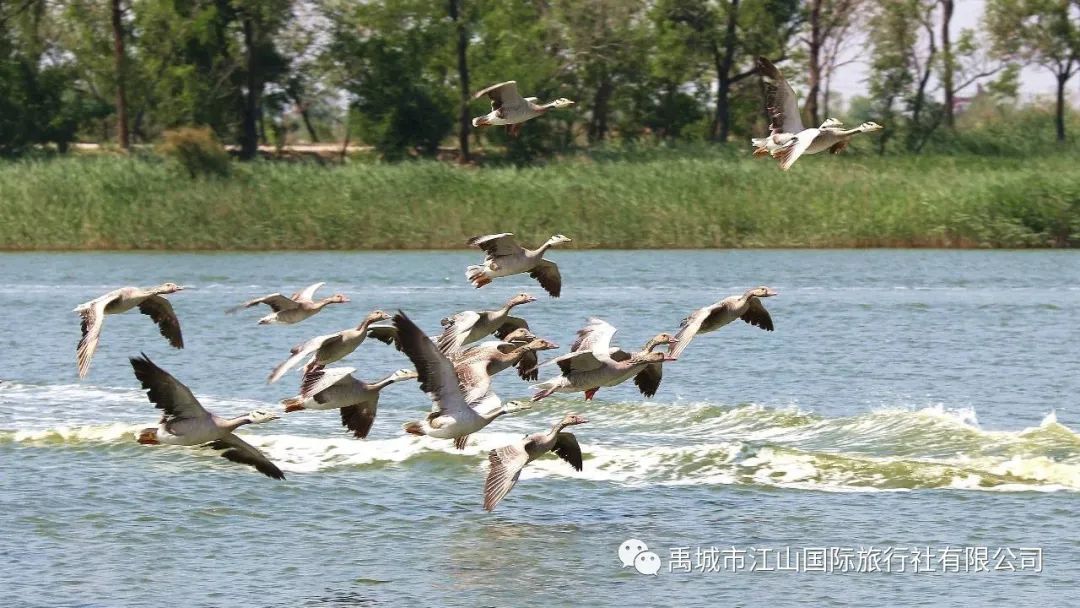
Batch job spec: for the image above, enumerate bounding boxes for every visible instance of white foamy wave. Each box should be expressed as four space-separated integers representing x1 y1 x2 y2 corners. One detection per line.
9 422 144 443
5 403 1080 493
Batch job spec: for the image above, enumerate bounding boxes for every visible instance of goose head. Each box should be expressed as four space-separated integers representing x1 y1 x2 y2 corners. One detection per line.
547 234 572 247
154 282 186 294
506 293 537 308
523 338 560 352
560 413 589 427
746 286 778 299
549 98 576 109
503 328 538 343
820 117 843 129
859 121 884 132
247 409 281 424
645 332 679 351
631 351 675 365
364 309 392 324
326 294 351 305
390 368 419 382
503 400 532 414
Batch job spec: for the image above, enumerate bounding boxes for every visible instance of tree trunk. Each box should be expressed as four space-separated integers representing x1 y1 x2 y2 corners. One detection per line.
940 0 955 129
110 0 129 150
258 104 268 146
1056 72 1067 142
239 16 260 161
588 74 613 143
711 0 740 142
822 74 832 119
449 0 471 164
299 107 319 143
805 0 822 127
340 106 351 163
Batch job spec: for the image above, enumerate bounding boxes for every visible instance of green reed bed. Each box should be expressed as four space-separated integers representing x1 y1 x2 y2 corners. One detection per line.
0 151 1077 249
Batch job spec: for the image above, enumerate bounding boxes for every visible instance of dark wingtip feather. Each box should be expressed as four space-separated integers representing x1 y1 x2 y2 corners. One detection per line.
129 352 158 383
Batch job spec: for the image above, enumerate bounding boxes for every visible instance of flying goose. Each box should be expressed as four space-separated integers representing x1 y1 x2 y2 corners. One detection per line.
754 57 883 170
483 413 588 511
228 282 350 325
394 311 531 450
130 354 284 479
753 116 843 157
74 283 187 378
455 327 552 381
454 337 560 405
595 332 678 399
471 81 576 136
668 286 777 359
465 233 571 297
530 336 675 401
267 310 397 384
281 367 418 439
437 293 537 355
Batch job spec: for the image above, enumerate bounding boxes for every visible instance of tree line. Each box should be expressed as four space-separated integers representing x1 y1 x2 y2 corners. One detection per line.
0 0 1076 160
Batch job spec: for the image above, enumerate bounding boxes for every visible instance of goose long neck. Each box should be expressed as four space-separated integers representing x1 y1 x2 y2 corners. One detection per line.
355 317 375 333
483 408 508 423
222 416 253 432
533 239 555 256
370 375 397 391
544 419 568 441
489 349 519 366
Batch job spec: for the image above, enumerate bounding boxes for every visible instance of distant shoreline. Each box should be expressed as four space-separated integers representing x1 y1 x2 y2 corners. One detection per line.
1 152 1076 250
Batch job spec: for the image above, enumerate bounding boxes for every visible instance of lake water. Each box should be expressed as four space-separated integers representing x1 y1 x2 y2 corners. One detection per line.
1 250 1077 606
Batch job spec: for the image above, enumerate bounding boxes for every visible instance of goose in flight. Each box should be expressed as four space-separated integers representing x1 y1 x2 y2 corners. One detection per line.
471 81 575 136
74 283 187 378
267 310 397 384
393 311 531 450
595 333 678 399
531 346 673 401
437 293 537 355
455 336 560 405
465 233 571 297
281 367 418 439
130 354 284 479
455 327 553 381
228 282 349 325
669 286 777 359
531 318 677 400
753 57 882 170
483 413 588 511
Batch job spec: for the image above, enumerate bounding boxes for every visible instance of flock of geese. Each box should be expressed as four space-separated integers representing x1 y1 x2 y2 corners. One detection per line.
68 57 876 510
473 57 882 170
74 233 777 510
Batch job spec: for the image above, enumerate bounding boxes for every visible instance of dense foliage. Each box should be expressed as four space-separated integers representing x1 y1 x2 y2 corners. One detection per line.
0 0 1076 160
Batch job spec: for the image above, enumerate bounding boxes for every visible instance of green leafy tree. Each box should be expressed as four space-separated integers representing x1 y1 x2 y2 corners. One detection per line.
135 0 292 158
0 1 105 154
551 0 650 143
325 0 454 160
654 0 800 142
986 0 1080 141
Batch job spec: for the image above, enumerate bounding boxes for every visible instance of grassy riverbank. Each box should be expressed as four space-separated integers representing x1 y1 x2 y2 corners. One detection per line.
1 148 1077 249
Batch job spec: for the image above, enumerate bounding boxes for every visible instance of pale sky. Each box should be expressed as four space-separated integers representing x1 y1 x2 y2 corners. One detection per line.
829 0 1070 106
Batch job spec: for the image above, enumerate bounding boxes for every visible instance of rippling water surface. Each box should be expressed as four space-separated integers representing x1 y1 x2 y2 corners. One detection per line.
1 250 1078 606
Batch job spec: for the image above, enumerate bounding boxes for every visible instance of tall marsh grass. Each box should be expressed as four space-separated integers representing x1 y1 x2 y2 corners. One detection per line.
0 149 1077 249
